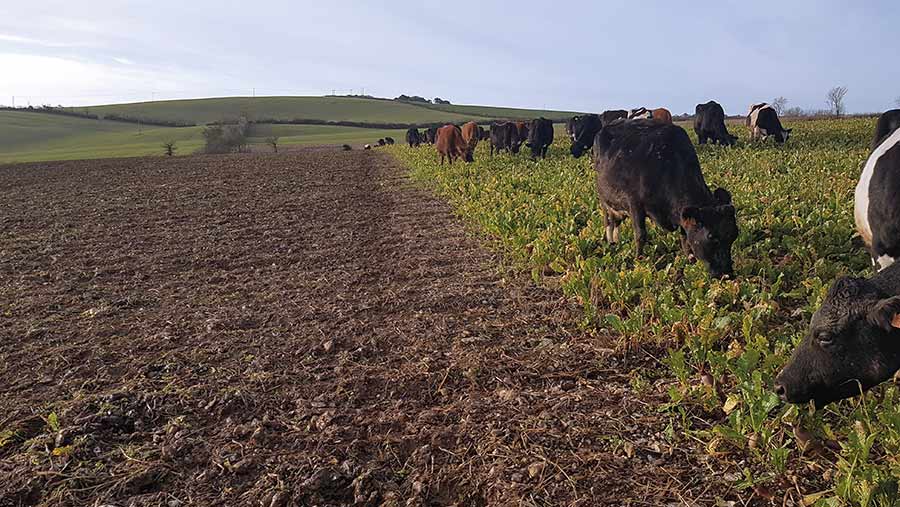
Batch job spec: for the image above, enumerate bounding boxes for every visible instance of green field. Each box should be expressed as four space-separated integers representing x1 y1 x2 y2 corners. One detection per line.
69 96 579 126
391 119 900 504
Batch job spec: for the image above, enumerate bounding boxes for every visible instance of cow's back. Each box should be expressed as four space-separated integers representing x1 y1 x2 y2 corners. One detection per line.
873 110 900 150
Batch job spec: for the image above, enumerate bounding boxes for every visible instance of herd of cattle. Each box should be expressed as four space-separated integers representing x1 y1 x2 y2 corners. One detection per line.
392 103 900 410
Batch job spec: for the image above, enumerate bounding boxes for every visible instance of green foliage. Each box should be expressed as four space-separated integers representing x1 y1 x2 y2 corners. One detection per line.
393 118 900 503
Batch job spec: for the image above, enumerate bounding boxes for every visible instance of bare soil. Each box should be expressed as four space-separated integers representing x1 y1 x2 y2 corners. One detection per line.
1 150 739 506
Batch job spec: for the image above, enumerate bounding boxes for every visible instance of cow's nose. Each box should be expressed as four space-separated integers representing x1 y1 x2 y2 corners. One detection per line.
774 383 786 401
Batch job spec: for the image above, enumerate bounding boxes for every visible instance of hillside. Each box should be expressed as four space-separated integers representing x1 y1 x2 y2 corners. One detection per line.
69 96 580 126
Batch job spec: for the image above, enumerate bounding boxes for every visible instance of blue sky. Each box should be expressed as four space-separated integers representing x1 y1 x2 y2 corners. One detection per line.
0 0 897 114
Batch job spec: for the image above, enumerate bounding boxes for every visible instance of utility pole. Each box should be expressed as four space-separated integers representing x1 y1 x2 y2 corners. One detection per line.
11 96 14 108
252 87 256 98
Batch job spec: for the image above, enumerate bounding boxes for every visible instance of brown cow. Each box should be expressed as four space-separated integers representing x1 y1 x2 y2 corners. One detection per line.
436 125 473 165
461 121 480 154
652 108 673 124
515 121 529 144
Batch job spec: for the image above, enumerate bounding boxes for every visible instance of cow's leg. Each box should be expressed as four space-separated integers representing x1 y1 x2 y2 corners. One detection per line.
630 204 647 257
604 210 621 244
441 154 445 165
698 133 707 145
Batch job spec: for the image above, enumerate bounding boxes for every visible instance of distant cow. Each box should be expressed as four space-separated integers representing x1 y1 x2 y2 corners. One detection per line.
515 121 530 145
385 137 395 145
570 114 603 158
594 120 738 278
600 109 628 126
461 121 481 154
748 104 791 143
406 128 422 147
652 108 673 124
872 109 900 150
694 101 737 146
628 107 652 120
377 138 386 146
775 262 900 406
342 144 353 151
855 112 900 271
566 115 581 140
490 122 521 156
364 144 372 150
436 124 473 164
425 127 439 144
526 117 554 159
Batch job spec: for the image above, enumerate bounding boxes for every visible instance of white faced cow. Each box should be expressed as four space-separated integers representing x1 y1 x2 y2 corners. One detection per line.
628 107 652 120
855 110 900 271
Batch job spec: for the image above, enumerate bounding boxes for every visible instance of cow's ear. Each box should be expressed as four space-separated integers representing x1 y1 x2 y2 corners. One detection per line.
868 296 900 331
713 188 732 205
681 207 702 229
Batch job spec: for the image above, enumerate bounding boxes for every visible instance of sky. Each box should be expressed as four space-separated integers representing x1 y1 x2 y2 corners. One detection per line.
0 0 898 115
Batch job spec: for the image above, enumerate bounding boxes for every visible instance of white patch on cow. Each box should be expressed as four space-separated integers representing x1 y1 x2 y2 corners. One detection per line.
877 255 896 271
855 127 900 247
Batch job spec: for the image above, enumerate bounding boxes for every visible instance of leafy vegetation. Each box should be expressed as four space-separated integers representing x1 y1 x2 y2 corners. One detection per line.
392 118 900 504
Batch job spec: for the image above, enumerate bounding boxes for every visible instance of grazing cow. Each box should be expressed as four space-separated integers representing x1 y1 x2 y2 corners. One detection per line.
385 137 395 145
871 109 900 150
748 104 791 143
342 144 352 151
652 108 673 124
377 138 386 146
526 117 554 159
436 125 473 164
628 107 652 120
489 122 521 156
515 121 530 145
746 103 768 126
600 109 628 126
406 128 422 147
855 115 900 271
461 121 481 154
694 101 737 146
775 262 900 406
425 127 439 144
566 115 581 140
594 120 738 278
570 114 603 158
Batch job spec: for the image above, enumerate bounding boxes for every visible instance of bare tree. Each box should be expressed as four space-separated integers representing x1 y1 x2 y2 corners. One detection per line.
771 97 788 115
826 86 848 117
162 141 177 156
266 136 280 153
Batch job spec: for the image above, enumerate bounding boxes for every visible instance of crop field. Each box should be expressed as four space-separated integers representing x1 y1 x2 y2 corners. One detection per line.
391 118 900 505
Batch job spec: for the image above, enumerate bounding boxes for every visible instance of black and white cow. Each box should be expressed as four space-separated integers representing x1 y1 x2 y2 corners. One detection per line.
872 109 900 150
593 120 738 278
694 101 737 146
855 111 900 271
566 115 581 140
748 103 791 143
776 262 900 406
526 117 554 159
628 107 652 120
406 128 422 147
570 114 603 158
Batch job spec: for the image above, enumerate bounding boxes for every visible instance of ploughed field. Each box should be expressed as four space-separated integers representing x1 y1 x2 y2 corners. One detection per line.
1 150 743 506
393 117 900 505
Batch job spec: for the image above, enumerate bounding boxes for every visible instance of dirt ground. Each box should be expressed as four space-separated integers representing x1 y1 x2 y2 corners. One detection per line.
1 149 743 506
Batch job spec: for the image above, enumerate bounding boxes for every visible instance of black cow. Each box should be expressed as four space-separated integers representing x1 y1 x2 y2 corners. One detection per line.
478 125 489 141
425 127 439 144
600 109 628 125
593 120 738 278
377 138 386 146
342 144 352 151
872 109 900 150
526 117 554 159
855 111 900 271
748 104 791 143
385 137 395 145
406 128 422 147
566 115 580 140
776 262 900 406
694 101 737 145
490 122 521 156
570 114 603 158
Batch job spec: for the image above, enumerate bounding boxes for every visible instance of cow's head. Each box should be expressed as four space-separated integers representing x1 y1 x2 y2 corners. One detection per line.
681 188 738 278
775 275 900 407
777 128 792 144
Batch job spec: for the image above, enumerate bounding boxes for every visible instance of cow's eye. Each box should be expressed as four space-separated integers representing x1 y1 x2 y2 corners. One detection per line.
817 332 834 347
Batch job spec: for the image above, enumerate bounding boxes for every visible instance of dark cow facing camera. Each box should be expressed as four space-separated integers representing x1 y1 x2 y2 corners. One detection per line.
526 117 554 159
776 263 900 407
566 115 580 140
748 104 791 144
855 112 900 271
570 114 603 158
425 127 438 144
593 120 738 278
694 101 737 146
490 122 521 156
406 128 422 147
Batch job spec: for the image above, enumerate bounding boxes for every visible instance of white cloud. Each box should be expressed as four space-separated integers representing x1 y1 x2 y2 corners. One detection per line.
0 33 79 48
112 57 135 65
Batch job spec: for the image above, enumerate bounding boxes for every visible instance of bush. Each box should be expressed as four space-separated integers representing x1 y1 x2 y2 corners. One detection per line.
202 117 249 154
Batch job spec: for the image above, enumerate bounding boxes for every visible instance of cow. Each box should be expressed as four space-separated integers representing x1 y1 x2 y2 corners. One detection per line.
775 262 900 407
385 137 395 145
694 101 737 146
515 121 530 146
406 128 422 147
377 138 386 146
570 114 603 158
526 117 554 159
477 125 489 141
490 122 521 156
461 121 481 154
652 108 673 124
855 113 900 271
593 120 738 278
600 109 628 126
746 103 768 126
425 127 439 144
342 144 353 151
871 109 900 150
748 104 791 143
566 115 581 140
364 144 372 150
436 124 473 164
628 107 652 120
